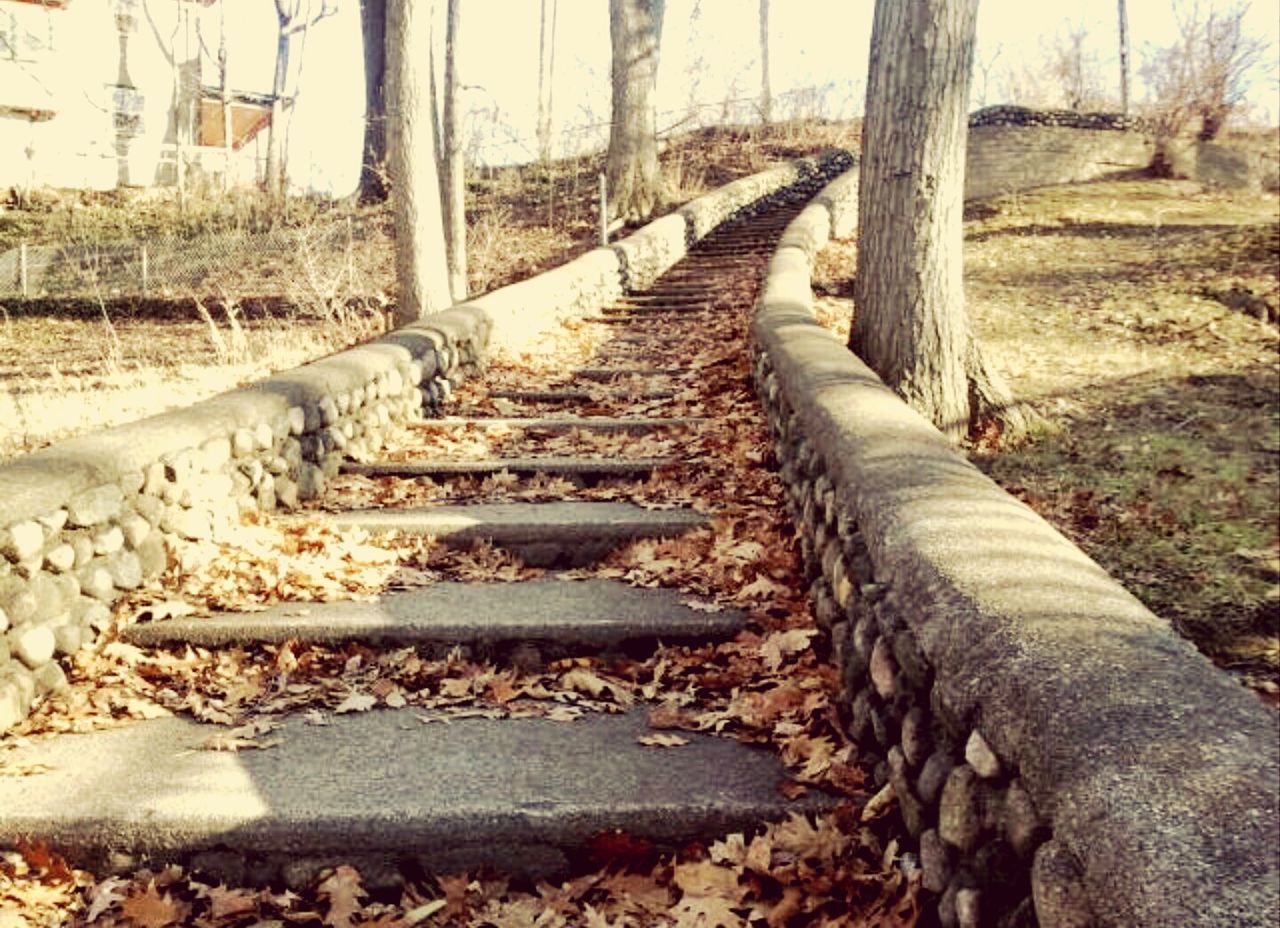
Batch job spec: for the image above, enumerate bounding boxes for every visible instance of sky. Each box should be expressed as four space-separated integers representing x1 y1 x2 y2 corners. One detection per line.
208 0 1279 184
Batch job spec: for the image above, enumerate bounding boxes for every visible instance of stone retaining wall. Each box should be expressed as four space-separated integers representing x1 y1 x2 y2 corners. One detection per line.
966 124 1154 201
0 150 854 734
751 165 1279 927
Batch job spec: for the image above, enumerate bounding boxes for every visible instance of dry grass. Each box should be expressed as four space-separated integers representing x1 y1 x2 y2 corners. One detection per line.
815 177 1279 696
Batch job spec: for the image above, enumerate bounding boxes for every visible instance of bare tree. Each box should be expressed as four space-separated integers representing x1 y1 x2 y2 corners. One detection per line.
851 0 1025 442
387 0 452 324
759 0 772 123
265 0 337 198
1145 1 1270 140
607 0 667 223
537 0 558 164
972 42 1002 109
141 0 201 194
442 0 467 300
1118 0 1131 114
1048 24 1108 111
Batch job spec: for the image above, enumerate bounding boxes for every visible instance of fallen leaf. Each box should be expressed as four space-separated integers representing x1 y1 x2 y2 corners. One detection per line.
637 733 690 748
334 691 377 714
205 884 260 920
317 865 366 928
861 782 898 822
84 876 129 923
759 628 817 672
120 882 187 928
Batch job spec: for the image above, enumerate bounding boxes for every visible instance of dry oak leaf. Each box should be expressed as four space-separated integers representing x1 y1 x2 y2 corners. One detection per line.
334 691 378 714
671 861 746 928
758 628 817 673
119 882 188 928
637 733 690 748
317 865 367 928
561 668 633 707
83 876 130 923
202 884 260 921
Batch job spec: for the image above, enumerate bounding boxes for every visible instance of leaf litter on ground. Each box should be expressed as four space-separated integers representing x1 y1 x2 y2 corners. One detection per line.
0 218 921 925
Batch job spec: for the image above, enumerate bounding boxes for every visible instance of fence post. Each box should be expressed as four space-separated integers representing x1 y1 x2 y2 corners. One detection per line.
346 216 355 291
140 244 149 296
18 242 28 299
598 173 608 246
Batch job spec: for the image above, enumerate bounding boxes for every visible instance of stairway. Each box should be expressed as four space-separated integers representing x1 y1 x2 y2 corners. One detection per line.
0 205 843 888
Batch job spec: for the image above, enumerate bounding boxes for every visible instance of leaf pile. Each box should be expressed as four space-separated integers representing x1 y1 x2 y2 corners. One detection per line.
2 814 921 928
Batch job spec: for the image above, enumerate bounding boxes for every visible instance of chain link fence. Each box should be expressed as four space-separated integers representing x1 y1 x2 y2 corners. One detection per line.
0 214 395 307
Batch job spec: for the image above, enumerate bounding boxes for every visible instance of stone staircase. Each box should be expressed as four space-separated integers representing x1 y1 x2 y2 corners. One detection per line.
0 207 840 888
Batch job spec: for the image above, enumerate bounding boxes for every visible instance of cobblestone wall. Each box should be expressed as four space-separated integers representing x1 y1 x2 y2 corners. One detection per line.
751 165 1279 927
0 151 855 734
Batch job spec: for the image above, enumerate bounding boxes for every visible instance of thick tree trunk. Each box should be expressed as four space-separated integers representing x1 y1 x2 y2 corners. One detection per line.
759 0 772 123
606 0 666 223
359 0 388 201
387 0 452 325
442 0 467 300
850 0 1026 443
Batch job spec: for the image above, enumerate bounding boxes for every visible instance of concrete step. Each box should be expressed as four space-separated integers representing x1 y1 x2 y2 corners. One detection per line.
343 456 674 481
573 368 683 381
488 388 594 403
323 501 706 566
615 295 710 307
485 387 676 402
600 304 710 317
0 709 830 882
124 578 745 655
414 415 705 433
588 312 708 325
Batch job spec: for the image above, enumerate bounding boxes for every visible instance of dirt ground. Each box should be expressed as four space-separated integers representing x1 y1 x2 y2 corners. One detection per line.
816 177 1279 697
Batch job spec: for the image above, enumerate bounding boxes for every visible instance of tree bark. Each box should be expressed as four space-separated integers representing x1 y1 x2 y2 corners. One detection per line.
1117 0 1130 115
442 0 467 301
537 0 558 164
265 2 293 198
359 0 388 201
219 3 233 190
387 0 452 325
850 0 1027 443
759 0 772 123
606 0 666 223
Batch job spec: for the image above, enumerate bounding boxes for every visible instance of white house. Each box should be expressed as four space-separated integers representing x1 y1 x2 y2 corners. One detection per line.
0 0 363 196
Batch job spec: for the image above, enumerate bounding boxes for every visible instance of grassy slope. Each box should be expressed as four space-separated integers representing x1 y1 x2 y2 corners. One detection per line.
816 177 1279 695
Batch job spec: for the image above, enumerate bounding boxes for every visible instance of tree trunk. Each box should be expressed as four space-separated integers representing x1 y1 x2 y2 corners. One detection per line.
219 2 233 190
537 0 557 164
387 0 452 325
442 0 467 301
759 0 772 123
428 1 442 173
265 16 290 197
850 0 1027 444
359 0 388 201
606 0 666 223
1117 0 1130 115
